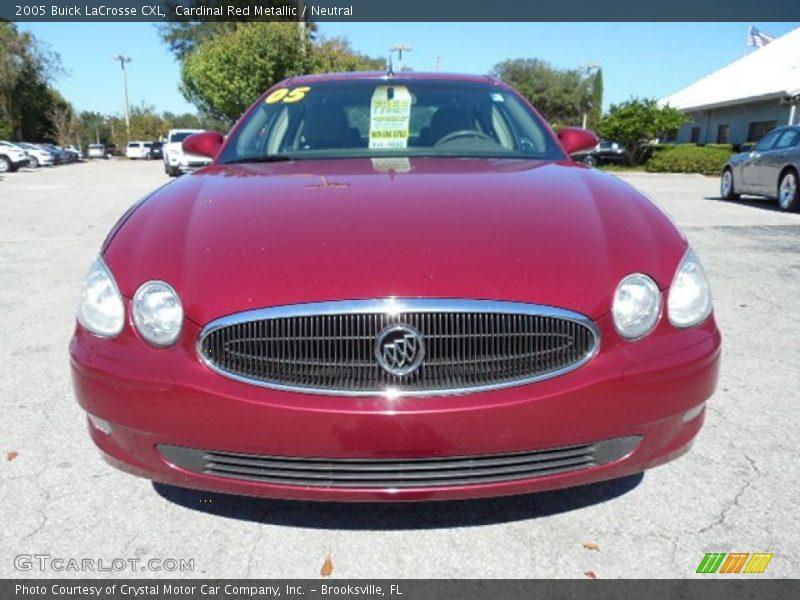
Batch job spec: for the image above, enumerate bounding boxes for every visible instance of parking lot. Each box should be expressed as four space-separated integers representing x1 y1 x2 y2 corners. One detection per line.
1 159 798 578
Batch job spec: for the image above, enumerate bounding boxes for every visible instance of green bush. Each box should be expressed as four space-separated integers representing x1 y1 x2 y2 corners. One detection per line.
645 144 733 175
638 143 670 163
702 144 735 152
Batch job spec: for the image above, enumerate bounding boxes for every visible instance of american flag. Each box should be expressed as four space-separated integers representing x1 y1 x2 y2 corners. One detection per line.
747 25 774 48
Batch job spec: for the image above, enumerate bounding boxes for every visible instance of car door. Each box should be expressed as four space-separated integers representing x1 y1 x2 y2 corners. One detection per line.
741 129 782 192
762 129 800 195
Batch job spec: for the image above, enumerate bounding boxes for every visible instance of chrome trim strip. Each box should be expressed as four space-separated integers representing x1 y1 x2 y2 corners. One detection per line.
196 298 601 397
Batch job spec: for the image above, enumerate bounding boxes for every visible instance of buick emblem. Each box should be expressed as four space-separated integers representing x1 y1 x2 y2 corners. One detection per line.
375 325 425 376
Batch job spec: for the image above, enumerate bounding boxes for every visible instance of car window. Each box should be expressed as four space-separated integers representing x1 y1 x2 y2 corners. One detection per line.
754 130 782 152
169 132 195 143
774 129 800 149
222 79 562 163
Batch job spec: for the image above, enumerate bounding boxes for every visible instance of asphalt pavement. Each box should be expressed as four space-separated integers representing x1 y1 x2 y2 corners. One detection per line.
1 161 798 578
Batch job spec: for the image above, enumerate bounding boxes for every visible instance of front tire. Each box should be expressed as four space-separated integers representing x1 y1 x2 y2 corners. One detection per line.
582 155 598 168
720 168 740 201
0 156 10 173
29 156 40 168
778 169 799 212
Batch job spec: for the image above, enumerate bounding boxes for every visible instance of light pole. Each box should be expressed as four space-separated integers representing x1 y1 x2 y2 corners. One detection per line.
579 63 600 129
389 44 413 72
112 55 132 140
297 0 306 51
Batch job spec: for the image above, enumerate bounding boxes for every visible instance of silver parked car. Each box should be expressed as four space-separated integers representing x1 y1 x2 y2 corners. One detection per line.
16 142 55 167
721 125 800 212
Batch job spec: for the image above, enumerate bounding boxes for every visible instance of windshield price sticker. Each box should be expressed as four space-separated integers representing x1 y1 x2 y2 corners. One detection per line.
369 86 412 149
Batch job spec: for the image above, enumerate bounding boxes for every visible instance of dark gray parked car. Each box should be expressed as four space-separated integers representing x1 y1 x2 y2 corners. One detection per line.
721 125 800 212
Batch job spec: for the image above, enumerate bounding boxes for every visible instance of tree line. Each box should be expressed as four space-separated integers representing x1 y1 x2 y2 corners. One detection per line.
163 22 686 164
0 23 69 142
162 23 605 129
3 21 686 164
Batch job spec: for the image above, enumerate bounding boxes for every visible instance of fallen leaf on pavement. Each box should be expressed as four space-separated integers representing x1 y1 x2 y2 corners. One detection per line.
320 554 333 577
583 542 600 551
584 571 598 579
7 451 18 462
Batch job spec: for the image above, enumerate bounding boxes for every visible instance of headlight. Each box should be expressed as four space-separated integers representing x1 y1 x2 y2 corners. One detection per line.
132 281 183 347
612 273 661 340
668 249 712 328
77 257 125 338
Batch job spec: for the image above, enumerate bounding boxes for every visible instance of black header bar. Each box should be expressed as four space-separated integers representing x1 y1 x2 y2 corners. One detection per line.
4 0 800 22
3 579 798 600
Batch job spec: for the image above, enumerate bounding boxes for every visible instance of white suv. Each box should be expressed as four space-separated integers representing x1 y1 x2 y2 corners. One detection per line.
0 141 31 173
126 141 153 160
163 129 212 177
87 144 108 159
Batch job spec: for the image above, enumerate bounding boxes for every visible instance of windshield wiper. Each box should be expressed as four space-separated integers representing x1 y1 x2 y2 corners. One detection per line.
224 155 295 164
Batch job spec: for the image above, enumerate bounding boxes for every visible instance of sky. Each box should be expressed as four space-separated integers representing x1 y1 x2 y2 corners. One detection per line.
19 22 800 117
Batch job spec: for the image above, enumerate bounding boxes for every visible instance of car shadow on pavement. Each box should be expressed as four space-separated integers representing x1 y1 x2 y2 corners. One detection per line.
152 473 643 530
704 195 784 212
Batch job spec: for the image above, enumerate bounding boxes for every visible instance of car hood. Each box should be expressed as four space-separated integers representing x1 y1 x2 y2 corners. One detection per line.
104 157 687 325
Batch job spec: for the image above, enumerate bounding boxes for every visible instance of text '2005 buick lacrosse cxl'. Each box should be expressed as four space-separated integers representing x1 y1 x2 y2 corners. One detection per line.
70 72 721 502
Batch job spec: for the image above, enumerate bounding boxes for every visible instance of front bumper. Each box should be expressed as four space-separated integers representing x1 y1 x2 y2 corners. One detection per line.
70 311 720 502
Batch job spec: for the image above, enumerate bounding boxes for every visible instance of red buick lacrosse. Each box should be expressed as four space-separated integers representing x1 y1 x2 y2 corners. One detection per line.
70 73 721 502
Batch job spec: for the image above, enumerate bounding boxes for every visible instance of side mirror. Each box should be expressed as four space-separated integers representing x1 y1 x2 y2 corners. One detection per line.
183 131 224 160
558 127 600 155
739 143 754 153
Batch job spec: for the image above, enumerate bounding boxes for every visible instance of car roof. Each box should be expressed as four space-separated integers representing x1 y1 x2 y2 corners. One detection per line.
283 71 502 87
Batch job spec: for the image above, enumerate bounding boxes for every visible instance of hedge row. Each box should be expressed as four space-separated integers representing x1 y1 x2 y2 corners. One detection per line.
645 144 734 176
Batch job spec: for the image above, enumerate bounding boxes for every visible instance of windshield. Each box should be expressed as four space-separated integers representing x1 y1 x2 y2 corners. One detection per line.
219 79 563 163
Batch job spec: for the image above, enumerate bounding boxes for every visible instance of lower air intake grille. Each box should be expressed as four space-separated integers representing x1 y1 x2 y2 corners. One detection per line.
159 437 640 489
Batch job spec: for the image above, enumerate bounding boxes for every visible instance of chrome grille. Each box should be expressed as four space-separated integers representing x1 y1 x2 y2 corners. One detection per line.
198 299 599 396
159 437 639 489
